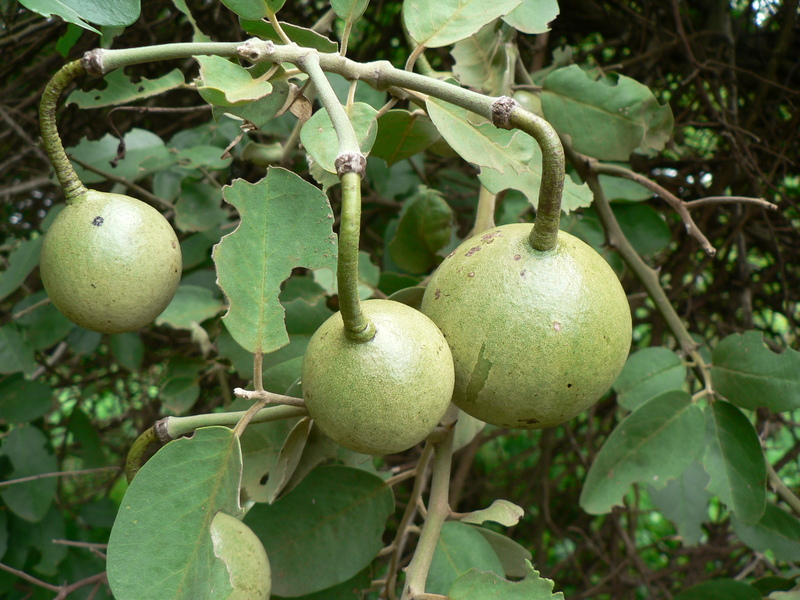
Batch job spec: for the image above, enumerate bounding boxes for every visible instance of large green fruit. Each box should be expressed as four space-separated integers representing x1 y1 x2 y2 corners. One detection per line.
301 299 455 455
420 223 632 429
210 511 271 600
40 190 182 333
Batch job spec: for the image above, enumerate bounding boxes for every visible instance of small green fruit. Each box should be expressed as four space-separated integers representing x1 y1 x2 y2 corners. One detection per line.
420 223 632 429
210 511 271 600
40 190 182 333
302 299 455 455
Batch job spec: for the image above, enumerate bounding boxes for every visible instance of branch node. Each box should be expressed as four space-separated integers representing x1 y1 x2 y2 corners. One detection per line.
238 38 273 62
82 49 104 76
154 418 171 442
491 96 519 130
336 152 367 177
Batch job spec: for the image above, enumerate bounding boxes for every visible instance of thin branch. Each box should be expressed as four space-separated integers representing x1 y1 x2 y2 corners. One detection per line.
0 466 120 488
69 156 175 210
686 196 777 211
232 388 306 407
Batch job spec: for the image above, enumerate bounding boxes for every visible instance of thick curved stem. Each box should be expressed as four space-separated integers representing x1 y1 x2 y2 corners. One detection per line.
125 426 158 482
39 60 88 202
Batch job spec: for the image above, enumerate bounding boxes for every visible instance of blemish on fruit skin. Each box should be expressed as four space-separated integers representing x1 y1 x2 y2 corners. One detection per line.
434 289 441 300
465 246 481 257
172 241 177 249
553 321 561 332
513 254 521 261
481 231 502 243
468 272 475 277
92 216 104 226
465 342 492 405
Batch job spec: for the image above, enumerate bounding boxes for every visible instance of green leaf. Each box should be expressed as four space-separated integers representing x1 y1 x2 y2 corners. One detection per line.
387 188 454 274
174 182 228 233
0 374 52 424
371 110 440 166
451 22 505 93
20 0 140 32
107 427 244 600
300 102 378 174
613 202 671 256
502 0 559 34
240 19 339 53
711 331 800 412
613 346 687 411
598 167 652 201
0 425 58 523
220 0 266 20
160 377 201 414
213 168 337 354
471 527 533 579
428 521 505 595
541 65 674 160
0 237 43 302
331 0 370 21
69 128 173 184
733 504 800 561
580 390 704 514
155 285 226 330
404 0 522 48
460 499 524 527
7 506 67 575
0 323 36 375
109 332 144 371
195 55 273 107
262 417 313 504
67 68 185 108
673 579 762 600
14 290 75 350
647 461 710 545
244 465 394 597
171 0 211 42
449 559 564 599
702 400 766 524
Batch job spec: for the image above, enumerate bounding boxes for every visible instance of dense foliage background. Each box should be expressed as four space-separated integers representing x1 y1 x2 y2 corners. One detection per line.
0 0 798 598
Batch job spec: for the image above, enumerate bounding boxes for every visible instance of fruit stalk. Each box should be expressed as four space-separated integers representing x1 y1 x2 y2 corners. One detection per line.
296 51 375 341
39 60 89 202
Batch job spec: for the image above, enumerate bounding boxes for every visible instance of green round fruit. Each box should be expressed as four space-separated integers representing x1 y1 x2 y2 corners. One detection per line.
210 512 271 600
40 190 182 334
301 299 455 455
420 223 632 429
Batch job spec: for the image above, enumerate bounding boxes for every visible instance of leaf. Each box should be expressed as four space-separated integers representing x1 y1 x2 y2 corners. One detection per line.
155 285 226 330
0 237 43 301
213 79 294 130
262 417 313 503
451 22 505 93
502 0 559 34
331 0 370 22
427 521 505 595
106 427 244 600
19 0 140 32
220 0 266 20
711 331 800 412
174 182 228 233
109 332 144 371
371 110 440 165
213 168 337 354
449 559 564 599
613 202 671 256
13 290 74 350
68 68 185 108
238 410 298 504
0 426 58 523
160 377 201 414
580 390 704 515
195 55 273 107
0 374 52 424
387 188 454 274
0 323 35 375
541 65 674 160
244 465 394 597
300 102 378 174
460 499 524 527
702 400 766 524
69 128 173 184
240 19 339 53
647 461 710 545
732 504 800 561
613 346 687 411
471 527 533 579
427 97 532 175
7 506 67 575
673 579 763 600
404 0 523 48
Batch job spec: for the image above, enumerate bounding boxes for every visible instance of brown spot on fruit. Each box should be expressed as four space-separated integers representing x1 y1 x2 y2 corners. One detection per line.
92 216 104 226
553 321 561 332
435 289 441 300
465 246 481 257
468 272 475 277
513 254 521 261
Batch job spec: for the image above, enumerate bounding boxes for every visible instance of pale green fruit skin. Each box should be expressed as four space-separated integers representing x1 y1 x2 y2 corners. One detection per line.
420 223 632 429
210 512 271 600
302 299 455 455
40 190 182 334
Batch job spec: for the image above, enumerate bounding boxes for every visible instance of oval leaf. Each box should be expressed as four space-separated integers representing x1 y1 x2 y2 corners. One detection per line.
427 521 505 595
404 0 522 48
711 331 800 412
732 504 800 561
580 390 704 515
300 102 378 174
673 579 763 600
244 465 394 597
702 400 766 525
502 0 559 34
460 499 524 527
449 559 564 600
68 69 185 109
0 425 58 522
613 346 687 411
